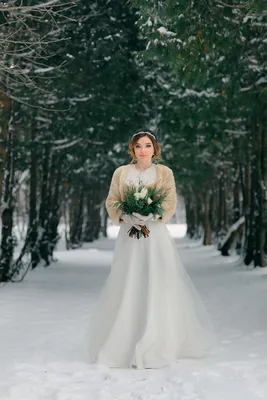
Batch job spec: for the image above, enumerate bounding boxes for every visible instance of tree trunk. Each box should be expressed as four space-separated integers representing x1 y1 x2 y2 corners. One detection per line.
37 145 51 266
0 89 11 195
233 164 241 223
243 127 254 266
195 193 203 239
262 115 267 256
29 118 39 269
217 172 227 242
244 166 255 266
102 206 108 237
48 156 62 258
69 185 85 247
243 117 266 267
185 189 194 238
0 97 14 282
83 187 102 242
203 182 212 245
254 121 266 267
210 181 218 239
185 186 202 239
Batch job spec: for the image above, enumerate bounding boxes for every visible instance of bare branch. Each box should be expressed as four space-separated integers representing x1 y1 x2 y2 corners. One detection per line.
0 0 79 105
0 0 75 12
216 1 247 9
0 85 71 111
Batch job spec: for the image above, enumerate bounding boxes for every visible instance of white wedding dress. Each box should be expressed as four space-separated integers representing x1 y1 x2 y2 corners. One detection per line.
88 164 215 369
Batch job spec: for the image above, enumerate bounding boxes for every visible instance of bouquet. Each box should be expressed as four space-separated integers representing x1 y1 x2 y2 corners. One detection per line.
114 184 167 239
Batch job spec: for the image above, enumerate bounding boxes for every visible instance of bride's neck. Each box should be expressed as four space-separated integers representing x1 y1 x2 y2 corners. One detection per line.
135 160 153 171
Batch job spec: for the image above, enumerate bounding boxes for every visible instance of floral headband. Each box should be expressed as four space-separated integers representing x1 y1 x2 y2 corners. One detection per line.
132 131 156 140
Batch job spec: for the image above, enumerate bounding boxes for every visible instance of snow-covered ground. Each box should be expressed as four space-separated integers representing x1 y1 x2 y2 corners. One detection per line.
1 224 267 400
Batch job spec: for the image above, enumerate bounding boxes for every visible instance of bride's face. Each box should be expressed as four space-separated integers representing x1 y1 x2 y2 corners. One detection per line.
134 136 154 161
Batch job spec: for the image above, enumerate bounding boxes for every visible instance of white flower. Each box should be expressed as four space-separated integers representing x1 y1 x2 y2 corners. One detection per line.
147 197 153 205
140 187 148 199
134 187 148 200
134 192 142 200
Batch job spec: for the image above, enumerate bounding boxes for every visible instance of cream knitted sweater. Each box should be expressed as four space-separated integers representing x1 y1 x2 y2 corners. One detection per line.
105 164 177 225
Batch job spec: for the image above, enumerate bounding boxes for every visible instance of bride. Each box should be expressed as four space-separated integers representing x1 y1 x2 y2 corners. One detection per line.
88 129 215 369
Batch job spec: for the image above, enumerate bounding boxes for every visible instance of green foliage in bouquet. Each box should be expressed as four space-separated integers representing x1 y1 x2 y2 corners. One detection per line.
114 185 167 218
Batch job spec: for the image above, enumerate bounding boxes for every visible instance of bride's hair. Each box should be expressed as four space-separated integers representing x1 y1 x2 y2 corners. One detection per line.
128 128 162 164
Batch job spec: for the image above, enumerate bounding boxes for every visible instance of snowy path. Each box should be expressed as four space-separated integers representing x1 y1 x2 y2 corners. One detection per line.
1 227 267 400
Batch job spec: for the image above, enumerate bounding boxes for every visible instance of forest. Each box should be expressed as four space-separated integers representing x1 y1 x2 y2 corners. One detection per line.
0 0 266 282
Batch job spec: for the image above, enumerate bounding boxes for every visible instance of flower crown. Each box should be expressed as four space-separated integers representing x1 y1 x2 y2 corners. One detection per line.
132 131 156 140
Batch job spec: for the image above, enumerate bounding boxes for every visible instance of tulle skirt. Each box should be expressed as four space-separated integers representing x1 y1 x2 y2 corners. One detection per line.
88 222 215 369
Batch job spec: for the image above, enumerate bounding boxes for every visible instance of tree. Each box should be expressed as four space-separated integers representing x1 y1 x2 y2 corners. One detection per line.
131 0 267 265
1 0 160 282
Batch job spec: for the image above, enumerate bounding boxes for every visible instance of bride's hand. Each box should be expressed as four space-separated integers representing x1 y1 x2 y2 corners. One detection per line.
121 215 142 230
132 213 160 224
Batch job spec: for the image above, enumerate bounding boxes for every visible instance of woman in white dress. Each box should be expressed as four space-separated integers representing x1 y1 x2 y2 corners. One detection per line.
88 129 215 369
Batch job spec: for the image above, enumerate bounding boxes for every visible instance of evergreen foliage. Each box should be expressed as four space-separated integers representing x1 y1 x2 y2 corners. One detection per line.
131 0 267 264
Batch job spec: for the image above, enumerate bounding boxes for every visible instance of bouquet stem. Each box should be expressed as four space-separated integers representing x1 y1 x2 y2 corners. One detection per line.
127 225 150 239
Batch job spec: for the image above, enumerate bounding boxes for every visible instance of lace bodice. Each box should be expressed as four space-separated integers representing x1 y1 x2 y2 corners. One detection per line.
126 164 157 186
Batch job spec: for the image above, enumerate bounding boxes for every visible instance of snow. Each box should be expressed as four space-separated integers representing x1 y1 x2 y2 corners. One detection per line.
219 216 245 248
255 77 267 86
170 89 219 99
34 67 55 74
157 27 176 37
35 116 52 123
52 138 83 151
17 169 29 185
69 97 92 105
188 35 196 43
225 129 247 136
222 77 230 84
1 224 267 399
240 85 253 92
